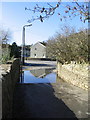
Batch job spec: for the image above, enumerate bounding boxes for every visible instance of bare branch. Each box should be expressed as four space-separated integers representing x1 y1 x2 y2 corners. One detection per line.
25 2 89 23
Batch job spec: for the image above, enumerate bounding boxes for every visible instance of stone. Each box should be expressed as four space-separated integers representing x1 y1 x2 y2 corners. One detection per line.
57 62 88 90
0 58 20 119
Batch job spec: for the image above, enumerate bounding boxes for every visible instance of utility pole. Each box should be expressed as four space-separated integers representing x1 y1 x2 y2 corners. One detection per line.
21 26 25 65
21 24 32 65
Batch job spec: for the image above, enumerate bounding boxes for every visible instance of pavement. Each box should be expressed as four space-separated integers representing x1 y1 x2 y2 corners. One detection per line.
12 79 88 119
13 83 78 119
52 77 88 119
12 60 89 119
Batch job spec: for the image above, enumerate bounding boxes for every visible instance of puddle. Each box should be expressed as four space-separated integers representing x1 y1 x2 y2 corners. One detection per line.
20 68 56 83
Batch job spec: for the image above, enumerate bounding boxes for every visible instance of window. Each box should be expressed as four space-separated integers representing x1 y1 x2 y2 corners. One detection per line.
43 54 45 58
34 54 36 56
35 48 37 50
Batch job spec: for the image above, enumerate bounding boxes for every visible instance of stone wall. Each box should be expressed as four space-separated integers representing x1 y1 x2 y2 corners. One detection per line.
57 62 88 90
0 79 2 120
0 58 20 119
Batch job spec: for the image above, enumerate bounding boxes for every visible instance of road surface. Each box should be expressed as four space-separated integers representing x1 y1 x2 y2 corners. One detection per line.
12 60 88 119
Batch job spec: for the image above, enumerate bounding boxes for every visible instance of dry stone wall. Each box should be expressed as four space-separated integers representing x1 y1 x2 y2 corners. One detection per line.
0 58 20 119
0 79 2 120
57 62 88 90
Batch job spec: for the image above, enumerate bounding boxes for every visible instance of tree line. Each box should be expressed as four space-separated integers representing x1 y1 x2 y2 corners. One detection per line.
0 29 20 63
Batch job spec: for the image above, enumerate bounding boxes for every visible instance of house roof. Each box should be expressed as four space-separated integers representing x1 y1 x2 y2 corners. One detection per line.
31 42 46 48
39 42 47 46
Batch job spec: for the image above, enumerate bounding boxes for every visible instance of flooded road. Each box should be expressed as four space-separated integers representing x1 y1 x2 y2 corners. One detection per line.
13 60 88 119
20 68 56 83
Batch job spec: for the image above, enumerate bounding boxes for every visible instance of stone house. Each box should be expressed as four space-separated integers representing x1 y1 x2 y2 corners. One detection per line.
30 42 46 58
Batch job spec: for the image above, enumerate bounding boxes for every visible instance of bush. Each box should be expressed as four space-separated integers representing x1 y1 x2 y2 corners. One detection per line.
46 29 88 64
1 48 11 64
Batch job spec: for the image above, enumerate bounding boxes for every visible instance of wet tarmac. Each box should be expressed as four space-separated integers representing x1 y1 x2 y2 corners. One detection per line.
12 60 88 119
13 83 78 118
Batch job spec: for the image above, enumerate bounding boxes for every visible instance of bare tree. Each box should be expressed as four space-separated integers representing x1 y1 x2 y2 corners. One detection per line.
25 2 89 23
0 28 11 44
46 28 88 63
0 28 12 63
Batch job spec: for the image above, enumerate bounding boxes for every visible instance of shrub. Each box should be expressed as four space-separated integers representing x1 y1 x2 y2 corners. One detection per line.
46 29 88 64
1 48 11 64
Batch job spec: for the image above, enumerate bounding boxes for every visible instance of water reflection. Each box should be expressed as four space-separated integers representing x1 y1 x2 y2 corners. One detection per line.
20 68 56 83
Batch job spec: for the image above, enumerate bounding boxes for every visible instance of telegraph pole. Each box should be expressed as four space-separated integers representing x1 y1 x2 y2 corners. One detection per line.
21 24 32 65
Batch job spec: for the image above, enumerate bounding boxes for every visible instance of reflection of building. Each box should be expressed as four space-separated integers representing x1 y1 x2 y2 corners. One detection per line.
30 42 46 58
30 69 46 78
30 68 54 78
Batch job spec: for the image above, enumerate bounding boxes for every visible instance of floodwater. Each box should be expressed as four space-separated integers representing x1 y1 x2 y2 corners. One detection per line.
20 68 56 83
